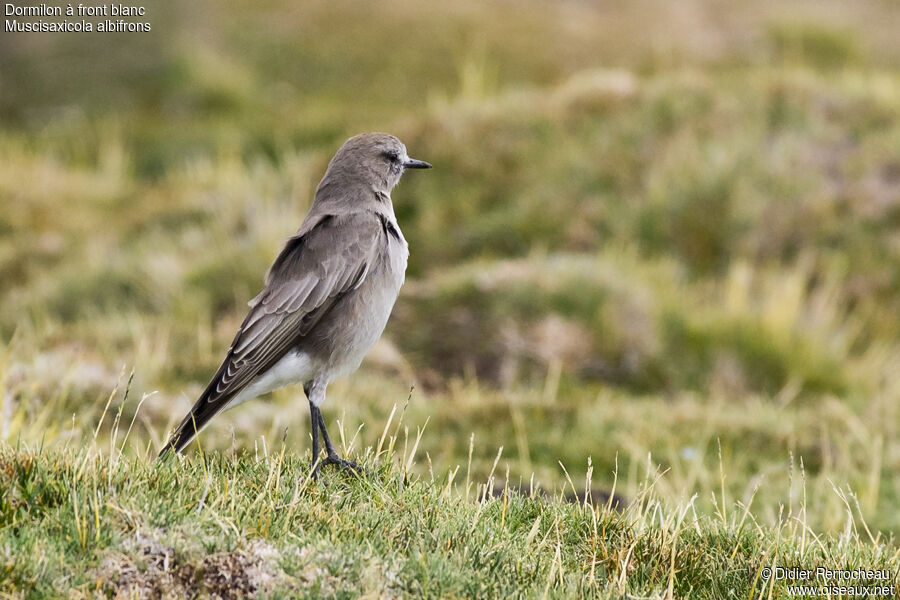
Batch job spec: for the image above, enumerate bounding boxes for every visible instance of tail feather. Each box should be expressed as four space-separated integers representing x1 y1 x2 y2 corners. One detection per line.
157 391 231 459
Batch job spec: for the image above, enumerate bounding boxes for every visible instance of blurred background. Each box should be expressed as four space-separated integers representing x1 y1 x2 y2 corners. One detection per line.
2 0 899 533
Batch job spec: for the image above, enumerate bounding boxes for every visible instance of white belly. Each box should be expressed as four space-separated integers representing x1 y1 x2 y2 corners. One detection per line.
226 350 315 410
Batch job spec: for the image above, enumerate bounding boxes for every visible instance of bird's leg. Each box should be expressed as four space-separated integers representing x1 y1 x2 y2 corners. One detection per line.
305 381 360 479
317 410 360 474
309 400 323 478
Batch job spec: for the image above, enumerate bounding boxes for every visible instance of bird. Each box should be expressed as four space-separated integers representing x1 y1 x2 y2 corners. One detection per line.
158 132 431 477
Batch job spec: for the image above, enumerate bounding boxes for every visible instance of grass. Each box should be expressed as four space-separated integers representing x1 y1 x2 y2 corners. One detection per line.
3 0 900 596
1 398 897 599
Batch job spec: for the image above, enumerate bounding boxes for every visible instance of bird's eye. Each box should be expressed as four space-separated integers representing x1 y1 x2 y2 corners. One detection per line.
383 150 400 162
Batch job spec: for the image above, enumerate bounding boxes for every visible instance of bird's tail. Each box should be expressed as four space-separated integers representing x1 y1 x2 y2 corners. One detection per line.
157 391 229 459
157 414 201 459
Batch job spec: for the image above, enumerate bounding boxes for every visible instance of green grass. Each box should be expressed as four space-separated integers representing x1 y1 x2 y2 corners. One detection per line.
4 0 900 596
1 409 897 599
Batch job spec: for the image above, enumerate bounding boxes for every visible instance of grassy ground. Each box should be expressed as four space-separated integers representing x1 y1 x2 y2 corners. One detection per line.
3 0 900 596
2 410 898 599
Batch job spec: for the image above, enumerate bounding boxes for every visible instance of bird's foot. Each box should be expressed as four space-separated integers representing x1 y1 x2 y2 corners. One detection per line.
323 453 360 473
310 454 362 480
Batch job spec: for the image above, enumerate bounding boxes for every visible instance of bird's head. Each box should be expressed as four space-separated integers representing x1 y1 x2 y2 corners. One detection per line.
320 132 432 195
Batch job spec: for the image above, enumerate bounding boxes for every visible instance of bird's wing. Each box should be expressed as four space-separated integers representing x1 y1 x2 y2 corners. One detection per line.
160 211 384 455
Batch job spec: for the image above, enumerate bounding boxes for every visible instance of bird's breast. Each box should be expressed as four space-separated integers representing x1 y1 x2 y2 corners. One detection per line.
319 222 406 381
381 214 408 284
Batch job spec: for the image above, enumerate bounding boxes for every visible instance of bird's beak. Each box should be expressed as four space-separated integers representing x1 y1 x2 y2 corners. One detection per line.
403 157 432 169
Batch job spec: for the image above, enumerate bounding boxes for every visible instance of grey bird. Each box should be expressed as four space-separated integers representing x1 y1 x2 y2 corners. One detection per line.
158 132 431 476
